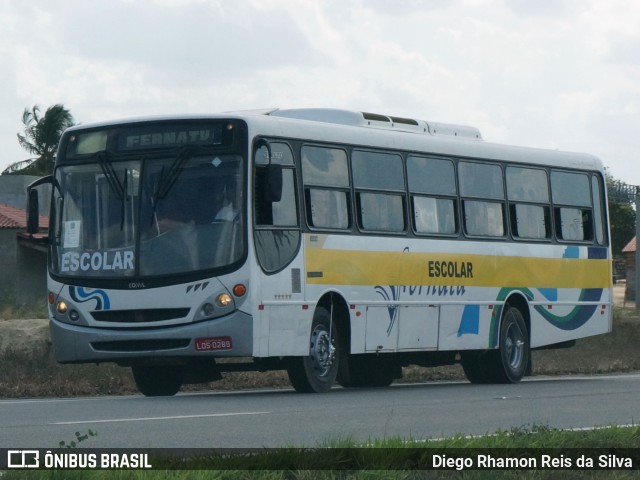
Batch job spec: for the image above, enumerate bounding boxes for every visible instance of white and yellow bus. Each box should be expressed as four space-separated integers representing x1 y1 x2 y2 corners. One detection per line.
28 108 612 396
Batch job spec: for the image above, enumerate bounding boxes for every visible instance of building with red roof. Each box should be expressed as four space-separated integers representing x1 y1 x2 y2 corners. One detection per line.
0 176 50 311
0 203 49 230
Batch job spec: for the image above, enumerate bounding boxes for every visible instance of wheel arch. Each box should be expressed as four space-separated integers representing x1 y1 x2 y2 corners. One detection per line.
316 290 351 353
498 291 533 375
501 291 531 343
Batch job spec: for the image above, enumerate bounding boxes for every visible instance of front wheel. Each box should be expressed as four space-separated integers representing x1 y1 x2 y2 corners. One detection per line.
338 354 399 388
287 307 339 393
131 365 184 397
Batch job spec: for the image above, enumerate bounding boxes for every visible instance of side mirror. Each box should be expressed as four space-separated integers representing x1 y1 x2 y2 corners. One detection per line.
27 188 40 234
26 175 53 236
254 138 283 203
262 164 283 203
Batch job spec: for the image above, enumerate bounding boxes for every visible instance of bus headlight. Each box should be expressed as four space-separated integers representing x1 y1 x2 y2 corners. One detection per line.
216 293 233 307
56 301 68 314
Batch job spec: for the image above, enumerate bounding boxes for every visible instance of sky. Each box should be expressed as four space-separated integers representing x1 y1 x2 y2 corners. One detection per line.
1 0 639 185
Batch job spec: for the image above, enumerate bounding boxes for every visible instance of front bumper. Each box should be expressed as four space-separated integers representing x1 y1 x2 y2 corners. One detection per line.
49 310 253 363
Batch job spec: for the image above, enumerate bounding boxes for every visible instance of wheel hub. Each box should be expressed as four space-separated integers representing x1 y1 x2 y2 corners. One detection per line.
310 327 335 375
505 324 525 368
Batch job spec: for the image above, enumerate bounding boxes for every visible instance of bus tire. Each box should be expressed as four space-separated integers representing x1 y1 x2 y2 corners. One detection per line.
460 351 495 384
338 354 397 388
495 305 529 383
461 305 529 384
287 307 339 393
131 365 183 397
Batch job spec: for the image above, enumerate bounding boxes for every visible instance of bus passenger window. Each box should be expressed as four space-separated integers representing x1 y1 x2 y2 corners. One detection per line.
463 200 505 237
551 170 593 243
556 207 593 242
407 156 457 236
351 150 405 234
301 146 349 188
506 166 550 241
510 204 550 240
413 196 455 234
358 192 405 232
459 162 505 238
459 162 504 199
308 189 349 229
301 146 351 230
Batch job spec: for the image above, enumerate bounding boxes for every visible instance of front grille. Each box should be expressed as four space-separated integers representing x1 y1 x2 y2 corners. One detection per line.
91 308 190 323
91 339 191 352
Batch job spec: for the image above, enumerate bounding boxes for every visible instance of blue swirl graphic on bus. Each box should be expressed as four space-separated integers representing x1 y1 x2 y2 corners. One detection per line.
69 286 111 311
486 287 603 347
374 285 399 335
532 288 602 331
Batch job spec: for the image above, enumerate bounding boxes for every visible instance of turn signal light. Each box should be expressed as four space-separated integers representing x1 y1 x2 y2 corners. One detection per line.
233 284 247 297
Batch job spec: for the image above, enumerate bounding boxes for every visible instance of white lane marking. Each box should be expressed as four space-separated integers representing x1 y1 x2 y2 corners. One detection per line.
51 411 268 425
2 373 639 406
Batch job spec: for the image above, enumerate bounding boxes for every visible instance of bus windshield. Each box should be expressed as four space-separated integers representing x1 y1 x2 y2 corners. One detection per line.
51 152 244 278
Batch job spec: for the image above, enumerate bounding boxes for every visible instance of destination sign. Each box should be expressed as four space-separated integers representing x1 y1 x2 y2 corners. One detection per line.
118 123 224 150
65 121 234 157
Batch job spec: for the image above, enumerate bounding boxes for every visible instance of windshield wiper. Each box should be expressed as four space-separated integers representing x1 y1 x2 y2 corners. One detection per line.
153 146 193 200
95 151 128 230
95 151 124 201
149 146 194 228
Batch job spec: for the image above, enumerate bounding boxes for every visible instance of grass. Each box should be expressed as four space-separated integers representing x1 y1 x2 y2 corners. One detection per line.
0 301 47 321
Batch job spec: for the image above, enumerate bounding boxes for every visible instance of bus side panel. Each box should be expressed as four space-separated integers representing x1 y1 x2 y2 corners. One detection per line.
528 289 612 349
267 305 313 356
437 302 496 351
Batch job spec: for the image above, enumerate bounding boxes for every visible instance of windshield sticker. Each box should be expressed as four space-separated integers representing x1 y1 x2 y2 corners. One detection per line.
63 221 81 248
61 250 134 273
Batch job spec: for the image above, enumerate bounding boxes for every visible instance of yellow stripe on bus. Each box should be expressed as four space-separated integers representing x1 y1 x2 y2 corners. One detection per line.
305 249 610 289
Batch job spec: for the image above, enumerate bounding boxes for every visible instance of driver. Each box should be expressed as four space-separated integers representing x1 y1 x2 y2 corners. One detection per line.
214 183 239 221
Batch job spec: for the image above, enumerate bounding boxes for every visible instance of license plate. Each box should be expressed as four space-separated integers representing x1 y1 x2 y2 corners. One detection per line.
195 336 233 352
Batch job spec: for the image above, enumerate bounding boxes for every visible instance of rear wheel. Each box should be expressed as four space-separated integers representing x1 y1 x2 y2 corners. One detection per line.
461 305 529 384
131 365 184 397
287 307 339 393
495 306 529 383
461 351 496 384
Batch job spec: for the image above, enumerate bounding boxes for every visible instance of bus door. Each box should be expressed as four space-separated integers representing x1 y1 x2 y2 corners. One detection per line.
253 140 306 356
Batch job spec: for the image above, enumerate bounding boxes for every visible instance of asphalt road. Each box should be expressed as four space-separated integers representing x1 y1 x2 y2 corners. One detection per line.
1 373 639 449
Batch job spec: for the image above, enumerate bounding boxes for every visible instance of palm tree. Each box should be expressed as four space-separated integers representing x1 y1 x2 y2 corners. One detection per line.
7 104 75 175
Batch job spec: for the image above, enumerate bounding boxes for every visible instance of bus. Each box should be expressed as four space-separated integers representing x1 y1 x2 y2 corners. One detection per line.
27 108 612 396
